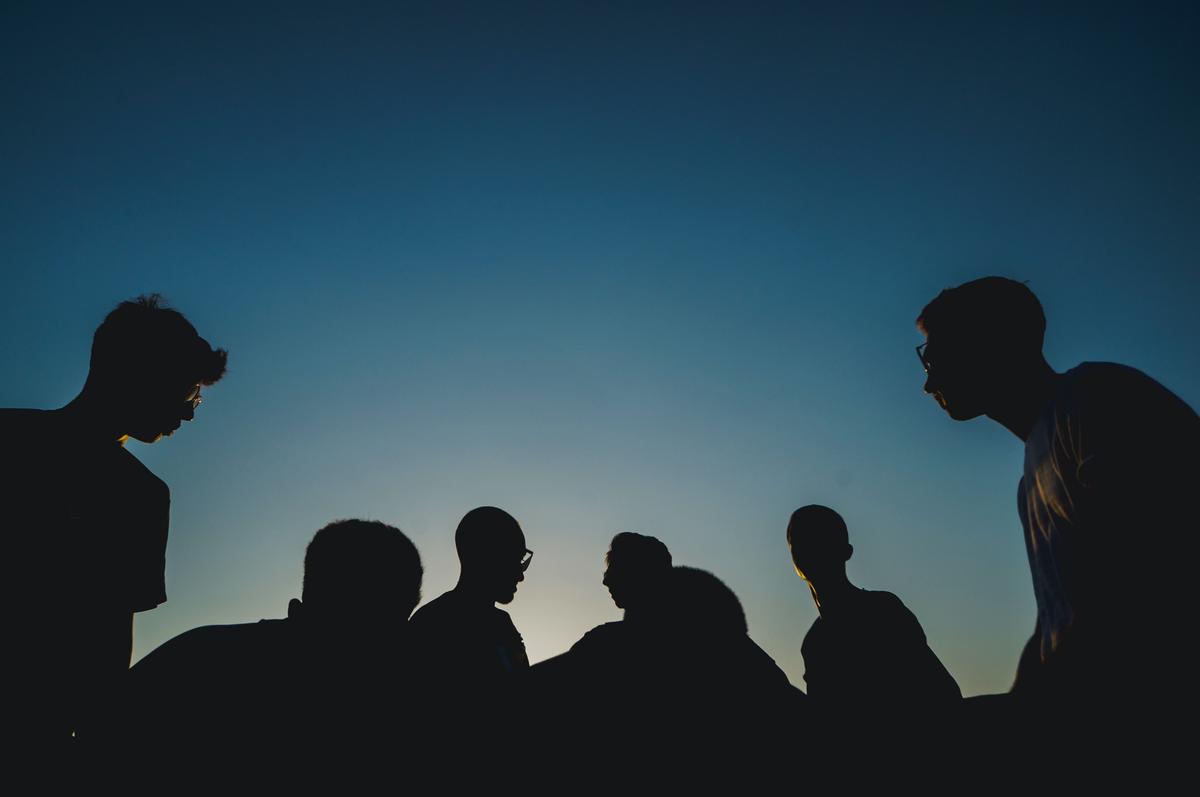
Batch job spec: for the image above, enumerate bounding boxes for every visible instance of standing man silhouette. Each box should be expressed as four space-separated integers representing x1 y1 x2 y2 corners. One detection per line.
916 277 1199 735
0 294 227 745
409 506 532 693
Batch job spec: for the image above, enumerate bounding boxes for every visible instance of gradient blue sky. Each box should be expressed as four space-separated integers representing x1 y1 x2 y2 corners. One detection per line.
3 2 1197 697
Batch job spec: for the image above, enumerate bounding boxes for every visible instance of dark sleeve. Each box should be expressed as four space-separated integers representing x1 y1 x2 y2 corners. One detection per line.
884 595 961 701
129 479 169 612
499 612 530 670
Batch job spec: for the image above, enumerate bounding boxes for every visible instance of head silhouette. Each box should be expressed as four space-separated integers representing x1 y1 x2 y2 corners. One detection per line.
455 506 529 604
85 294 228 443
291 519 423 633
666 566 748 637
916 276 1045 421
602 532 672 611
786 505 852 585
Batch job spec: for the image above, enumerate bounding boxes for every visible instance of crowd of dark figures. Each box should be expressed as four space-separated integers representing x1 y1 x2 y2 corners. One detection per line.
2 277 1197 787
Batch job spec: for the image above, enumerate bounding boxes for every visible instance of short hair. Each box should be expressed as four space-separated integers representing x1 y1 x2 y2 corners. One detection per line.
786 505 849 550
302 519 423 609
669 566 748 636
606 532 672 571
916 277 1045 354
455 506 523 562
90 294 228 386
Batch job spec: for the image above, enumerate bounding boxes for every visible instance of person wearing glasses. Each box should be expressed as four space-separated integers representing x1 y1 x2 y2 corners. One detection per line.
0 294 226 749
916 276 1199 743
409 506 532 694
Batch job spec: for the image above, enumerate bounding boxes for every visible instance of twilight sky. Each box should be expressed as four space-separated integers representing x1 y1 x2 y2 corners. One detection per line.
3 2 1197 698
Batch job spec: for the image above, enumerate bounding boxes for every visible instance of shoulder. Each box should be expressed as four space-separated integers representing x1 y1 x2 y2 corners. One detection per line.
1061 362 1195 419
800 616 823 651
568 621 624 655
0 408 57 445
491 606 521 633
118 446 170 496
577 621 624 644
864 591 926 633
135 621 266 674
409 591 459 628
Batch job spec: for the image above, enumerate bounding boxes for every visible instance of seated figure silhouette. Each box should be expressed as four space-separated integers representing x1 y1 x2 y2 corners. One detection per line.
532 549 800 774
124 519 423 764
916 276 1200 757
0 294 226 746
787 505 961 719
408 507 531 702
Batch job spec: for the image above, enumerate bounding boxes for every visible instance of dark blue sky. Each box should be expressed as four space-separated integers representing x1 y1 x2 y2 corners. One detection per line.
3 2 1197 696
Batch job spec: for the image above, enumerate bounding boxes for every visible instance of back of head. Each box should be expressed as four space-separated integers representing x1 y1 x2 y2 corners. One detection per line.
667 566 748 637
787 504 851 577
90 294 228 390
302 519 423 623
916 276 1045 358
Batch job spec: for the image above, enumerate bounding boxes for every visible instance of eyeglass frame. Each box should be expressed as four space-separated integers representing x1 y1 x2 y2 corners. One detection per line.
184 384 204 410
916 342 931 374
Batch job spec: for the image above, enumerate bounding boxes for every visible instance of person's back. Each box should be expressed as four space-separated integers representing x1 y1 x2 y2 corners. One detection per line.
800 588 961 711
122 519 424 775
787 505 961 720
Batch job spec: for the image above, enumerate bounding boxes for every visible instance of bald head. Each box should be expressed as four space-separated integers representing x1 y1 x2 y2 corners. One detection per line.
786 505 852 582
454 506 529 604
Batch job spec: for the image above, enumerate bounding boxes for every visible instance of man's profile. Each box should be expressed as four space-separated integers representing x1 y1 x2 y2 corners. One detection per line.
0 294 226 744
916 276 1199 733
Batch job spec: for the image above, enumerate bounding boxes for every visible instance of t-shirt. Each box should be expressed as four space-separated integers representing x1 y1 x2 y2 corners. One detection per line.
801 589 961 711
1 408 170 740
1016 362 1199 698
408 588 529 683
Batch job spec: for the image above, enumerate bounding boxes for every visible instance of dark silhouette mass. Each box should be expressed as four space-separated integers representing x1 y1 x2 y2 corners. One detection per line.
787 505 961 717
0 294 226 746
917 276 1200 751
123 519 423 764
407 507 531 719
531 535 803 774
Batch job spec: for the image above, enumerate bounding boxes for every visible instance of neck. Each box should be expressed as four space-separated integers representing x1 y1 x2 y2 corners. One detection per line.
453 577 494 607
985 358 1061 442
60 390 127 444
808 571 856 617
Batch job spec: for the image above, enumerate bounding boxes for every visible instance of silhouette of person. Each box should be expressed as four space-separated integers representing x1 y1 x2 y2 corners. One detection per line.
531 533 673 702
124 519 423 766
786 505 961 719
0 294 226 745
532 553 801 776
916 277 1200 737
408 506 531 696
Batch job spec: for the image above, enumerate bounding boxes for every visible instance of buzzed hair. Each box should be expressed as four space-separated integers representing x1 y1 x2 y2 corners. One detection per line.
787 505 850 549
303 519 423 610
